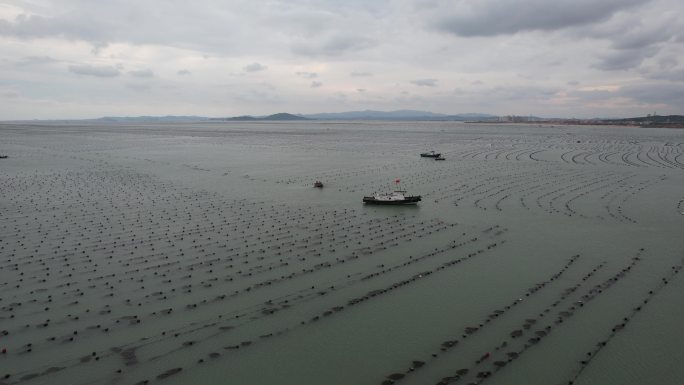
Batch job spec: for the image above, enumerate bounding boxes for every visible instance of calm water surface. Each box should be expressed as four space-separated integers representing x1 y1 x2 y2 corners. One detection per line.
0 121 683 385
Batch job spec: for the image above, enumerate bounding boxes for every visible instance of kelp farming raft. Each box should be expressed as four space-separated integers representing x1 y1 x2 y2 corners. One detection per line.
1 122 683 385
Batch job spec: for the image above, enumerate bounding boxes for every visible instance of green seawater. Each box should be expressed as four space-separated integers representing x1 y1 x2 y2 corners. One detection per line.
0 121 682 385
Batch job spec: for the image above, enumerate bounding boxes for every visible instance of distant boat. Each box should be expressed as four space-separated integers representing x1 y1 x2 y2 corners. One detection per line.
313 181 324 188
0 155 8 159
435 156 445 161
363 191 421 205
420 151 441 158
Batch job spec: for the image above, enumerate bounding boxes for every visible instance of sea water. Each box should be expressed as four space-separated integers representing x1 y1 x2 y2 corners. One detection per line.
0 121 682 385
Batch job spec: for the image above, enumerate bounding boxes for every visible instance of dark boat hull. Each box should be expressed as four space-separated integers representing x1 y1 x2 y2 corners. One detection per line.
420 153 441 158
363 196 422 205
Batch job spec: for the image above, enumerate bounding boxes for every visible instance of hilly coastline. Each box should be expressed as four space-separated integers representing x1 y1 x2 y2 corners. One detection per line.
5 111 683 128
210 110 498 121
212 113 309 121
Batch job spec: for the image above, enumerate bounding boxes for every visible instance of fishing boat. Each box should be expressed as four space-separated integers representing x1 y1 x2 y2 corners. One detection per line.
313 181 324 188
363 191 421 205
420 151 441 158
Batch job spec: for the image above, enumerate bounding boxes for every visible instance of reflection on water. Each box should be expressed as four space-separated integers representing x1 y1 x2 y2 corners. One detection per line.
0 121 682 385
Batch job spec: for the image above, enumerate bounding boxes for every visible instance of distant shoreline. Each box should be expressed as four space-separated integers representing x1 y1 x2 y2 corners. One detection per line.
1 120 683 129
468 120 684 129
1 111 683 129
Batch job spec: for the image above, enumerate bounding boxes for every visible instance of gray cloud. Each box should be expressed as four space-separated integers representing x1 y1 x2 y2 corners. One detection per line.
291 34 375 56
618 81 684 105
233 88 282 104
17 56 60 65
564 81 684 111
126 83 151 92
0 13 111 42
350 72 373 77
411 79 438 87
311 81 323 88
128 69 154 78
484 85 559 100
244 62 267 72
581 10 679 49
572 8 682 72
642 68 684 82
568 89 614 102
430 0 645 37
177 69 191 76
655 55 678 71
1 90 21 99
296 71 318 79
0 3 254 55
594 46 659 71
68 64 120 77
612 26 674 51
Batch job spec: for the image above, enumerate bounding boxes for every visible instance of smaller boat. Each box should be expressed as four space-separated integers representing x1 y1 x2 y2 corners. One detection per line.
0 155 8 159
420 151 441 158
313 181 324 188
435 156 445 161
363 191 421 205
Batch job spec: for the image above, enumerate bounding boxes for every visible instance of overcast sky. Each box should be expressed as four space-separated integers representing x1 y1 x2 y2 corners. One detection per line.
1 0 682 119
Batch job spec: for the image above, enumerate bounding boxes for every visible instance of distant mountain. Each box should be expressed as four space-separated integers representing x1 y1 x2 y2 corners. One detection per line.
92 111 499 122
94 115 209 122
264 113 309 120
13 110 505 123
302 110 498 121
303 109 447 120
214 113 309 121
219 115 258 121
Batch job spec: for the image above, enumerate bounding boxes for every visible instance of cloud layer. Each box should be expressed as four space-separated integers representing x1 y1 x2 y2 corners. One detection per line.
0 0 682 119
69 64 120 77
430 0 646 37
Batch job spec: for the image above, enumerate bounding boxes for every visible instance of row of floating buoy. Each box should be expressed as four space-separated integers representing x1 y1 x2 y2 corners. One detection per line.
2 128 682 384
120 225 508 385
258 138 674 225
444 253 642 384
6 225 504 385
377 254 583 385
379 249 652 384
563 261 683 385
3 158 502 384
